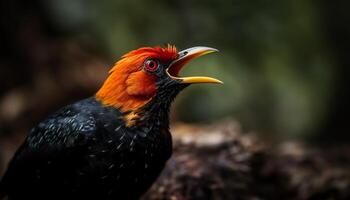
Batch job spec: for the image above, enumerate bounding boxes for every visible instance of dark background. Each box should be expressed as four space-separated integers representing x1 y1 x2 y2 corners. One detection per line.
0 0 349 173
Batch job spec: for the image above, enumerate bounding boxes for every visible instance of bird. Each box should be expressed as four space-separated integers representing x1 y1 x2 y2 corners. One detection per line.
0 45 222 200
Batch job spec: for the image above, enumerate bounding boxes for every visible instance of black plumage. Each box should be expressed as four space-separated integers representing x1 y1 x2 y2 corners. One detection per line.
0 88 183 200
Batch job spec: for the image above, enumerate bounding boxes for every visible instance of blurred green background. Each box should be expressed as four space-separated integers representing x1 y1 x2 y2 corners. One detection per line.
0 0 349 144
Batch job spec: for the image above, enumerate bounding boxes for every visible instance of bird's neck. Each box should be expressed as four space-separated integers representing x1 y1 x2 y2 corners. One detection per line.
123 84 187 128
122 95 172 128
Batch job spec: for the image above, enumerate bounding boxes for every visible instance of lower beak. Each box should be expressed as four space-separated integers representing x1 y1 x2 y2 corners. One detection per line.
166 46 223 84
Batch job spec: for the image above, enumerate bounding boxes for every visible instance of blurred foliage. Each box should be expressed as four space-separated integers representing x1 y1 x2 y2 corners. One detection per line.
83 0 335 139
1 0 349 142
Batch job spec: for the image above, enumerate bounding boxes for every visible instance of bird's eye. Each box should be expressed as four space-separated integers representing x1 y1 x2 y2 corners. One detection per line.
144 59 159 72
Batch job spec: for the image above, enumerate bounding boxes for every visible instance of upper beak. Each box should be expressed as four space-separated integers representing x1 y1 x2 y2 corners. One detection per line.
166 46 223 84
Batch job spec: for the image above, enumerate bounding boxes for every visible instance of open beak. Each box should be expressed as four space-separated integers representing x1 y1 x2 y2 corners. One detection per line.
166 46 223 84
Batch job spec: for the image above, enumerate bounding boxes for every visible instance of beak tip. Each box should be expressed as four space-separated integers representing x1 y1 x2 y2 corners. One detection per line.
206 47 219 53
214 80 224 84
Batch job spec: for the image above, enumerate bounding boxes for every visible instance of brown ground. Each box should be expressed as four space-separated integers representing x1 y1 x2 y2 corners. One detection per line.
142 120 350 200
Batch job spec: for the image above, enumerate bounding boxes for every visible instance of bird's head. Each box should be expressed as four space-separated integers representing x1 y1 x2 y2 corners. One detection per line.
96 45 222 124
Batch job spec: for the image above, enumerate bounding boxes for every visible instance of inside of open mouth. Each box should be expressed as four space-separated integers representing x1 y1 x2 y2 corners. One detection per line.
167 62 183 77
167 53 197 78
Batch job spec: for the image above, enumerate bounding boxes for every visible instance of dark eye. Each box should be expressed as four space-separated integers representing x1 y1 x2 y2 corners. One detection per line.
144 59 159 72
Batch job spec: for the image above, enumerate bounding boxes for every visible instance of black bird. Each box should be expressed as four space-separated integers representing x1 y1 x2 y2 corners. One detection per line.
0 45 222 200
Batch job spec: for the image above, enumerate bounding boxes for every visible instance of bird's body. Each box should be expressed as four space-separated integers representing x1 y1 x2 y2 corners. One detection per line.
1 97 173 200
0 46 221 200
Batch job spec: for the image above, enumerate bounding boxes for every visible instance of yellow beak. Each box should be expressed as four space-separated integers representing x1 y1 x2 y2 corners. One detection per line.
166 46 223 84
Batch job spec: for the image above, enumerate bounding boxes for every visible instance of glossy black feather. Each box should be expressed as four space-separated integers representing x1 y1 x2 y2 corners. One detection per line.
0 97 174 200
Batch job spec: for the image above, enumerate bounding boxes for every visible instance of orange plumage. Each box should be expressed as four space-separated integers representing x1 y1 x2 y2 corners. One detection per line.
96 45 178 112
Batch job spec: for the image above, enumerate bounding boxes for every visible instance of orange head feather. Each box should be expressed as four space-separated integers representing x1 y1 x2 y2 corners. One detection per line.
96 45 178 112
